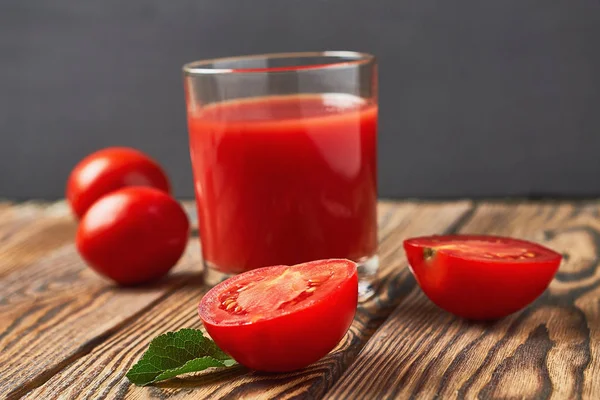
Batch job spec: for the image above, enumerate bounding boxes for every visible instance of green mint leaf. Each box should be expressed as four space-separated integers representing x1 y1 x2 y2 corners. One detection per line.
126 328 237 386
152 357 237 383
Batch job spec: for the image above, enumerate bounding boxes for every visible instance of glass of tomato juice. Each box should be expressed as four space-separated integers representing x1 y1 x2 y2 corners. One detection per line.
183 52 378 292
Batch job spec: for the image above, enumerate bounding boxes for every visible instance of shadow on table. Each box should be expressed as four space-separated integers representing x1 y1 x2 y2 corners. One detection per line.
106 271 207 293
152 364 326 397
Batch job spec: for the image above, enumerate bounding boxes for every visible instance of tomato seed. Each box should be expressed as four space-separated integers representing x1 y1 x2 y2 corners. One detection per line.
306 287 317 293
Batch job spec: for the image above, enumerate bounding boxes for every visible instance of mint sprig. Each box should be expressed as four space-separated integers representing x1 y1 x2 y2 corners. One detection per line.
126 328 237 386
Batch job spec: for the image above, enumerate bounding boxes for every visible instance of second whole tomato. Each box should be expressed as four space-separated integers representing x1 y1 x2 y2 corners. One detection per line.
76 187 190 285
67 147 171 219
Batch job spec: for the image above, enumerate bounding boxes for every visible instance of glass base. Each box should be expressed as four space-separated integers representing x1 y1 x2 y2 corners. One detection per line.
203 254 379 300
356 254 379 301
203 261 237 287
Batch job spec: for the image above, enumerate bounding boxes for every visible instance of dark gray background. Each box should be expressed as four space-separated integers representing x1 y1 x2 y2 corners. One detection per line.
2 0 600 200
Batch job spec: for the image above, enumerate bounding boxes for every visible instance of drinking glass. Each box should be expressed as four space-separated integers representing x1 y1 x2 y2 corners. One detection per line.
183 51 378 293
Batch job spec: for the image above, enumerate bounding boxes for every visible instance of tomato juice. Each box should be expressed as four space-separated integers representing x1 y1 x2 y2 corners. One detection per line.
188 93 377 273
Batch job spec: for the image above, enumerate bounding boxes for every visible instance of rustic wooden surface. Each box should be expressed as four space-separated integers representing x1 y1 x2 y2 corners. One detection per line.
327 202 600 400
2 200 600 399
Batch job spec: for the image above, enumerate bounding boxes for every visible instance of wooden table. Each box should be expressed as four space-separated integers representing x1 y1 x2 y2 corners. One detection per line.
2 200 599 399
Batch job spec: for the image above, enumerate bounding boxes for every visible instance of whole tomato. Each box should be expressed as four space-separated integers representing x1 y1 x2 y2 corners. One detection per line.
76 187 189 285
67 147 170 218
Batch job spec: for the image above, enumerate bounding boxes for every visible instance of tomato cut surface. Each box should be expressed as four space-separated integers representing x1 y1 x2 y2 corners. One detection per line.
404 235 562 320
198 259 358 372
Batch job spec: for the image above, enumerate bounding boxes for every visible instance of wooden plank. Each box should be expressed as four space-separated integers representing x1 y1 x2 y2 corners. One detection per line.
22 201 472 399
327 201 600 399
0 202 202 399
0 202 76 278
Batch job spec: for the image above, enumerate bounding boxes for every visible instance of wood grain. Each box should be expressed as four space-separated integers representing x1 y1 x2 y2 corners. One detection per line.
0 202 76 278
0 202 203 399
327 202 600 400
20 201 472 399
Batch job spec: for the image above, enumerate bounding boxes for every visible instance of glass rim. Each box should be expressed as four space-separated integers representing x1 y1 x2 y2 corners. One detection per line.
182 51 375 75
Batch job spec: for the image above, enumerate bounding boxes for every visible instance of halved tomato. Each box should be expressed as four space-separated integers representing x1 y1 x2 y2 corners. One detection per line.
404 235 562 320
198 259 358 372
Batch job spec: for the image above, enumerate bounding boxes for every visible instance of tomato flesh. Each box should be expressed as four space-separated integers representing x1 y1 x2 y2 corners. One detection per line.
198 259 358 372
404 235 562 320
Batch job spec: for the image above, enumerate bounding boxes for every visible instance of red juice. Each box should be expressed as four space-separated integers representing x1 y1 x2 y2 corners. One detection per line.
188 93 377 273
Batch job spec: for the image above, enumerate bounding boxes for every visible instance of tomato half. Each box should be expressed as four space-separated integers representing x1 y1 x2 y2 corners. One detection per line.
76 187 189 285
67 147 170 218
403 235 562 320
198 259 358 372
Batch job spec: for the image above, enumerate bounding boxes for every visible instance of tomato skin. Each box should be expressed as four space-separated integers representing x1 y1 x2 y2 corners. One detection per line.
199 260 358 372
67 147 170 219
404 235 562 320
76 187 189 285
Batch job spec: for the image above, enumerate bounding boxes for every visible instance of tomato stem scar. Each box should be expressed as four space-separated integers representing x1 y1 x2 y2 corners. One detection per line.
423 247 436 260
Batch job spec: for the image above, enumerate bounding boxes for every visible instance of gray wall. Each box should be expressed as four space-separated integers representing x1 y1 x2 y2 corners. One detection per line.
2 1 600 200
